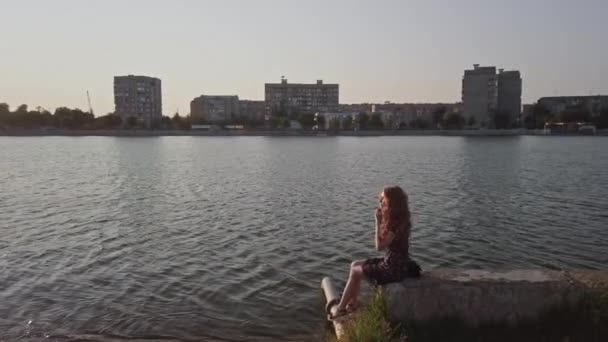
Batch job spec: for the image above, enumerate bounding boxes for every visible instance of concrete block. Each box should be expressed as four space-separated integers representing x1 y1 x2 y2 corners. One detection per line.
382 269 607 325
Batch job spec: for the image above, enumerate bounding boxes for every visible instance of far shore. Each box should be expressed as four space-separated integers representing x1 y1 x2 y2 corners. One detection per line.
1 128 606 137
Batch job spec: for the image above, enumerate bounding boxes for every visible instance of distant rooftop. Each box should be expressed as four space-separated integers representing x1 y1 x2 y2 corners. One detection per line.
114 75 161 81
539 95 608 100
265 78 338 86
464 64 497 75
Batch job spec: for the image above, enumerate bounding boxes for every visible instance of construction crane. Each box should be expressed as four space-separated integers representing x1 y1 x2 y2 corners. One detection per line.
86 90 94 115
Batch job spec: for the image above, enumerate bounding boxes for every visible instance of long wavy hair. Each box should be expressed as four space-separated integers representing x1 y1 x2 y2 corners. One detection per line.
379 186 411 239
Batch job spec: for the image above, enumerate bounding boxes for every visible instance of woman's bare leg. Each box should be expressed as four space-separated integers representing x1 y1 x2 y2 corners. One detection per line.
335 260 365 312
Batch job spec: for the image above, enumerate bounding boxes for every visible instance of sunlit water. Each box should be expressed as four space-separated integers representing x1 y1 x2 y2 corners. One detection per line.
1 136 607 341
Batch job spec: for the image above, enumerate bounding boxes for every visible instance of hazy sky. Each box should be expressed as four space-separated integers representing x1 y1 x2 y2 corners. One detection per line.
1 0 607 115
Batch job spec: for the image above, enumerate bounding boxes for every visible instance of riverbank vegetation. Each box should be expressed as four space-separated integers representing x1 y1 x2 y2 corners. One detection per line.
0 103 195 130
3 101 608 132
331 284 608 342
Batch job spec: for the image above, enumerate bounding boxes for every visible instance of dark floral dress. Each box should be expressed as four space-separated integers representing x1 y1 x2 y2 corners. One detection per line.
362 224 421 285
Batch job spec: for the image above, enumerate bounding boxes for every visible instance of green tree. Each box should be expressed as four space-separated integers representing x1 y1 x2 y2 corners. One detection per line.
127 116 138 128
271 116 289 128
150 119 162 130
357 112 370 129
369 113 384 130
342 116 353 130
493 111 511 129
329 117 340 131
315 114 326 129
171 113 191 130
593 108 608 129
16 104 28 115
24 108 53 129
160 116 172 129
528 103 552 129
467 116 477 127
93 114 122 129
432 106 447 128
241 117 263 129
383 114 397 129
409 118 431 129
298 113 316 129
0 103 9 115
53 107 94 129
442 112 465 129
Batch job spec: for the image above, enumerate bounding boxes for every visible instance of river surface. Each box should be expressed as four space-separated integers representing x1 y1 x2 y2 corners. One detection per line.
1 136 607 341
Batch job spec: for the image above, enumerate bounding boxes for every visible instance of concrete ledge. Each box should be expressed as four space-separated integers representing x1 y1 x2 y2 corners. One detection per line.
382 269 608 325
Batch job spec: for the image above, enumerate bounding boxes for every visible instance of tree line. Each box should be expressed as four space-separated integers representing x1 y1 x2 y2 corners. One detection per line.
323 108 475 131
3 101 607 131
0 103 194 130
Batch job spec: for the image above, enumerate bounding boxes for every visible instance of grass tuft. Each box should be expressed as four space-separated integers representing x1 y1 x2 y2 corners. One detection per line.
328 290 400 342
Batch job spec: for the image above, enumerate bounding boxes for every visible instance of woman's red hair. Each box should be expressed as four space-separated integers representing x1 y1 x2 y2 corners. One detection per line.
379 186 411 238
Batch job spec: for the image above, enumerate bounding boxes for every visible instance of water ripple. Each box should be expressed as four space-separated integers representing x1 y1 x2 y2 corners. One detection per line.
0 136 607 341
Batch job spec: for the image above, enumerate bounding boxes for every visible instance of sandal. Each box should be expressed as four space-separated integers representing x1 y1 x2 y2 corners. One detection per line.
327 307 348 321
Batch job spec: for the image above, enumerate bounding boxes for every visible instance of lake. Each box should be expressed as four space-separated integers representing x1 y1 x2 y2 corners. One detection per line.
1 136 607 341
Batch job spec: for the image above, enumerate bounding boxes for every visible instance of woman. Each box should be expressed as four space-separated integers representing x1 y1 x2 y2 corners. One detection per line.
328 186 421 319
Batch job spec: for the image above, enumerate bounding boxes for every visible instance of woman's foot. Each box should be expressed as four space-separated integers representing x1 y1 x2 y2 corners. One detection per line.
345 302 359 312
327 306 348 321
327 301 359 321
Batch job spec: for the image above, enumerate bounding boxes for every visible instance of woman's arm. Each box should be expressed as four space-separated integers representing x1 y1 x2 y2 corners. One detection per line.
375 209 395 251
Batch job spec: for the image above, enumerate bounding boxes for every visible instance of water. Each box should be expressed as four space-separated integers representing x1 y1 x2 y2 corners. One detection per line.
1 136 607 341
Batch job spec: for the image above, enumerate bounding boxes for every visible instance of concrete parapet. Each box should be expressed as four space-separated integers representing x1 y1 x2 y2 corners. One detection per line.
382 269 608 325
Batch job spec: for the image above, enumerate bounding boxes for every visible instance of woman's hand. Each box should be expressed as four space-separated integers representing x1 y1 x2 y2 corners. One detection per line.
374 208 383 250
375 207 382 225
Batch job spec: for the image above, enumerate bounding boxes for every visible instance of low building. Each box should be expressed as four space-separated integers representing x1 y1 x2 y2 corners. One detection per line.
190 95 240 123
337 103 373 113
522 104 534 121
538 96 608 117
239 100 266 122
371 102 463 127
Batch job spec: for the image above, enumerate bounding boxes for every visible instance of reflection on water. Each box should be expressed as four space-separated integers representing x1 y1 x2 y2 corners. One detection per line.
1 136 607 341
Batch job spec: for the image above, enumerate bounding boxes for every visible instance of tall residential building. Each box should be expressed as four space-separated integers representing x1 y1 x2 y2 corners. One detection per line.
265 78 339 116
114 75 162 127
190 95 240 123
462 65 497 127
497 69 522 125
239 100 266 122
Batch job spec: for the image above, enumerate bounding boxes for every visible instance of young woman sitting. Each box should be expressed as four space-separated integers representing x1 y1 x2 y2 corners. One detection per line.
328 185 421 319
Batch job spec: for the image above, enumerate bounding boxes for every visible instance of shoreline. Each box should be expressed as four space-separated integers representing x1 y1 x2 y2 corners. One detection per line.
2 129 606 137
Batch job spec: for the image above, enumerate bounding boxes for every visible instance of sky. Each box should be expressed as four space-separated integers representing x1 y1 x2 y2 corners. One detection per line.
1 0 607 116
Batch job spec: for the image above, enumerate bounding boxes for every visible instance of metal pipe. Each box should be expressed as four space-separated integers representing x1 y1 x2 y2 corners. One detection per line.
321 276 348 339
